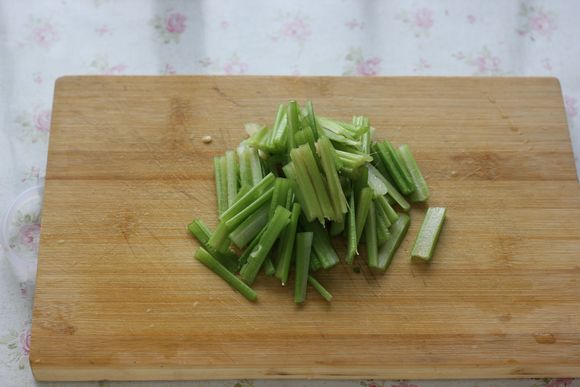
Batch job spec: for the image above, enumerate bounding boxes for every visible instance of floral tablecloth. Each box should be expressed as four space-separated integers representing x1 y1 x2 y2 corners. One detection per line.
0 1 578 386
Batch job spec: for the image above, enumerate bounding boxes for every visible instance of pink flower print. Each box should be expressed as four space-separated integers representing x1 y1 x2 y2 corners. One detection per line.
356 57 381 76
475 54 501 74
467 14 476 24
220 20 230 30
165 12 186 34
282 17 310 43
103 64 127 75
163 63 176 74
546 379 574 387
413 57 431 73
565 95 578 118
453 47 503 75
29 21 59 48
33 109 51 133
19 223 40 248
95 24 111 36
33 73 43 85
19 329 31 356
345 18 364 30
223 56 248 75
344 48 381 76
414 8 433 30
542 58 552 71
517 4 557 40
392 382 418 387
529 11 556 36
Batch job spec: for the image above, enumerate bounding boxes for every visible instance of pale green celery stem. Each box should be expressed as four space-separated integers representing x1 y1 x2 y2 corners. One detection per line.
316 136 348 221
329 221 345 237
275 203 301 285
225 150 238 208
300 218 339 270
269 178 291 219
355 187 373 244
346 192 357 264
289 147 324 221
214 156 227 215
411 207 446 261
220 173 275 222
195 247 256 302
308 275 333 302
228 203 270 248
376 214 410 271
298 145 334 222
398 144 430 203
282 162 316 222
287 100 300 149
294 232 313 304
367 164 410 212
249 147 263 186
365 200 379 268
375 194 399 223
225 186 274 230
238 146 252 188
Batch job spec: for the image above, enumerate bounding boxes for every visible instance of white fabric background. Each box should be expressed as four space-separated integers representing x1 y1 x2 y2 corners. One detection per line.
0 1 579 386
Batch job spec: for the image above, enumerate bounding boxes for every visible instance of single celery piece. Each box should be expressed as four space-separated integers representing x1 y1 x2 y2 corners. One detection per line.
207 221 231 254
220 173 275 222
248 147 263 186
308 275 333 302
376 214 410 271
346 192 357 264
298 145 335 222
224 186 274 230
300 218 339 270
195 247 256 302
239 206 291 285
229 203 269 248
269 178 292 219
367 164 388 197
336 149 373 169
367 164 410 212
375 194 399 223
282 162 316 222
398 144 430 203
305 100 320 140
238 146 252 188
353 116 371 153
214 156 228 215
287 100 300 149
187 219 239 272
275 203 301 285
411 207 446 261
316 136 348 222
238 228 265 268
294 232 313 304
365 200 379 269
355 187 373 244
375 207 391 246
269 103 288 153
289 147 325 222
225 150 239 208
374 141 415 196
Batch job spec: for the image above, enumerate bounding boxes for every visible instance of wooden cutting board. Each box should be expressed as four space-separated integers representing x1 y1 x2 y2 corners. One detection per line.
31 76 580 381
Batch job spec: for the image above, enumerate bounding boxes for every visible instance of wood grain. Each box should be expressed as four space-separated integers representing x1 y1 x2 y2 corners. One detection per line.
30 76 580 381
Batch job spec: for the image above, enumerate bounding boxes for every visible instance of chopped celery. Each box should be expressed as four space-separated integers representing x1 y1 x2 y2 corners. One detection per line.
376 214 410 271
411 207 446 261
188 219 239 272
287 100 300 149
346 192 357 264
229 203 269 248
237 146 252 188
275 203 301 285
283 162 316 222
375 194 399 223
225 150 238 208
300 218 339 270
398 144 430 203
329 221 345 237
269 178 292 219
367 164 410 212
316 136 348 221
365 200 379 269
374 141 415 196
309 252 322 272
220 173 275 222
195 247 256 302
308 275 333 302
224 186 274 230
214 156 227 215
355 187 373 244
294 232 313 303
239 206 291 285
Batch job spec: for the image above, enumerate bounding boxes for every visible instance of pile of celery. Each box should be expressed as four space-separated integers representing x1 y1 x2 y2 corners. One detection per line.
188 101 446 303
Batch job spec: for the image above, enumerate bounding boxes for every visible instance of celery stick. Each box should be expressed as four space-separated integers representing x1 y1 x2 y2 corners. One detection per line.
376 209 391 246
398 144 430 203
376 214 410 271
294 232 313 303
367 164 410 212
220 173 275 221
249 147 263 186
238 146 252 188
305 100 320 140
298 145 334 222
309 252 322 272
411 207 446 261
308 275 332 302
346 192 357 264
225 186 274 230
188 219 239 272
238 228 265 268
287 100 300 149
275 202 301 285
282 162 315 222
195 247 256 302
263 258 276 276
214 157 228 215
375 194 399 223
300 218 339 270
374 141 415 196
269 178 292 219
269 103 288 153
207 221 231 254
239 206 291 285
365 200 379 269
317 136 348 222
225 150 238 208
229 203 269 248
355 187 373 244
367 164 388 197
290 147 325 222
